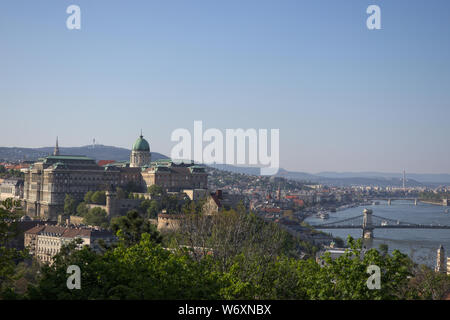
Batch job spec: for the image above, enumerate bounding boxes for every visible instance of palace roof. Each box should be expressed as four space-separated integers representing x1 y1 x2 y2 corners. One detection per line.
132 135 150 152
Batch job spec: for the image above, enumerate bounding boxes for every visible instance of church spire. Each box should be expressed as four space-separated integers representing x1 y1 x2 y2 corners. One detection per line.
53 137 60 156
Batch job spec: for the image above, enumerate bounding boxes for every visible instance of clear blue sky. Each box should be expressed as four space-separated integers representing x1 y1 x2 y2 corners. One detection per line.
1 0 449 174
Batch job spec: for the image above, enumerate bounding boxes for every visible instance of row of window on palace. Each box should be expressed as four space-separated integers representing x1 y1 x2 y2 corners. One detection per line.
33 174 140 182
156 176 205 181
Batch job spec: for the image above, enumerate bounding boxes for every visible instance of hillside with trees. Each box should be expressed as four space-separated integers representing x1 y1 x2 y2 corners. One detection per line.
1 198 450 300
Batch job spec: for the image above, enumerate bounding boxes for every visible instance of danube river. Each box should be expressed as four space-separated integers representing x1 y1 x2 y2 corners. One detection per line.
305 200 450 267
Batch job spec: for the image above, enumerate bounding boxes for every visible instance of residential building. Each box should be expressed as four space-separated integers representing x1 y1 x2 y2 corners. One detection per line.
203 190 244 215
0 178 24 200
24 224 115 264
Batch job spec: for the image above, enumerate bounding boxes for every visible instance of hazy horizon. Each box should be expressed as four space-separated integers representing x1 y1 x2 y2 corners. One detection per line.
1 143 450 176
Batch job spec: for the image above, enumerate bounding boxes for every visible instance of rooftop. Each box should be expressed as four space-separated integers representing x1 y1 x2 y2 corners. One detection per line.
41 155 95 162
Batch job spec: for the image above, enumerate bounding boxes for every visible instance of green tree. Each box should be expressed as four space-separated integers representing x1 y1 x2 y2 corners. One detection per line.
0 199 28 298
64 194 77 215
214 235 416 300
161 194 180 213
140 199 161 218
26 234 223 300
111 210 162 246
182 200 196 215
378 244 389 256
146 200 160 219
405 265 450 299
83 207 109 228
91 191 106 205
8 205 440 300
76 202 89 217
147 185 163 198
140 199 152 212
5 260 40 297
301 236 414 300
84 191 94 204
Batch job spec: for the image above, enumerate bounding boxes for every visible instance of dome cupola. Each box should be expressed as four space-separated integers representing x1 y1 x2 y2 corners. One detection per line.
130 132 151 168
132 135 150 152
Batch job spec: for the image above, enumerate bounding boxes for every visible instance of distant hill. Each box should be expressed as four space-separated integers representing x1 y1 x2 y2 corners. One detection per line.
205 165 435 187
276 168 319 182
207 164 263 175
0 145 168 162
317 171 450 184
314 176 424 188
275 169 424 187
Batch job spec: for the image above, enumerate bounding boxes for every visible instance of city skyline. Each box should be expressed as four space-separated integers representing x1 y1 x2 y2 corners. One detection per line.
1 0 450 174
3 140 450 177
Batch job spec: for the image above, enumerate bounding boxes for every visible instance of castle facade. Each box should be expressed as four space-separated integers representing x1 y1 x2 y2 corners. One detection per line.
23 134 207 220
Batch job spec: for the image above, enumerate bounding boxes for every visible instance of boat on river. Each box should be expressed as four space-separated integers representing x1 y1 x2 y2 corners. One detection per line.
317 212 329 220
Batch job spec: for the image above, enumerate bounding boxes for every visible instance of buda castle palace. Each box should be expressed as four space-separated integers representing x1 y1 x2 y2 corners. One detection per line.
23 134 207 220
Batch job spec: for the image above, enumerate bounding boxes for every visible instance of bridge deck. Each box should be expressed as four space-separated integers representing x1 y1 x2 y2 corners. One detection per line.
315 225 450 229
368 198 417 200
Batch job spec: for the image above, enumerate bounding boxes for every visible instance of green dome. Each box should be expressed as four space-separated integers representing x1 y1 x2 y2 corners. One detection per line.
132 135 150 151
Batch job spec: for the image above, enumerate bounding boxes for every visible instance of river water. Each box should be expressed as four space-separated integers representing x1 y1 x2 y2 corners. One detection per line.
305 200 450 267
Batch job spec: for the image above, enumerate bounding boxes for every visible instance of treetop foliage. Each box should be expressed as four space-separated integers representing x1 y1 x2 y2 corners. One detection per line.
1 198 449 300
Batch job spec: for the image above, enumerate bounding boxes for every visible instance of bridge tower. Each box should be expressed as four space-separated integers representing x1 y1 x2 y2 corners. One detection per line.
443 199 449 207
414 198 418 206
362 208 374 239
387 199 391 206
435 245 447 274
402 169 406 191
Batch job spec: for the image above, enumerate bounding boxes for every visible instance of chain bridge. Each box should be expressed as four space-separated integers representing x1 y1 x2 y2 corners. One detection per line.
312 209 450 239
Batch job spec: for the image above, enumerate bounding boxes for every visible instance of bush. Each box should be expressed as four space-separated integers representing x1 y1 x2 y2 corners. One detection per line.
83 207 108 228
91 191 106 205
